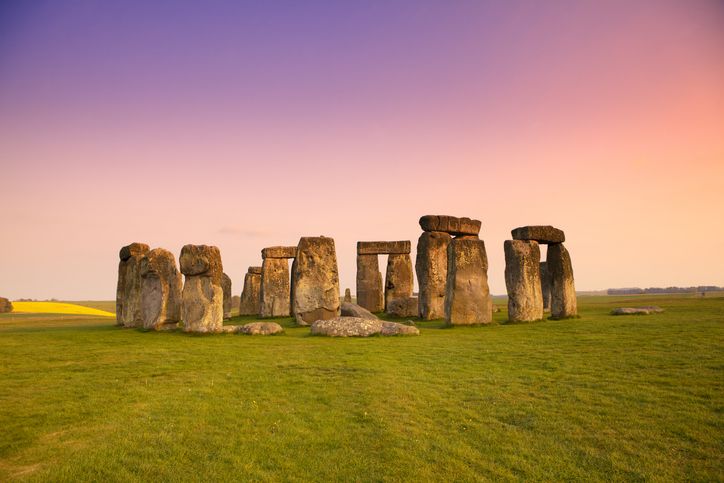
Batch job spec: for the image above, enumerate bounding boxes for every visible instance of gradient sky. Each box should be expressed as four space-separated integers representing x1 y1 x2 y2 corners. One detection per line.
1 0 723 300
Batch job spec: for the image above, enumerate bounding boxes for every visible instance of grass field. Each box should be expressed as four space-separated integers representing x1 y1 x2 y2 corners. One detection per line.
0 294 721 481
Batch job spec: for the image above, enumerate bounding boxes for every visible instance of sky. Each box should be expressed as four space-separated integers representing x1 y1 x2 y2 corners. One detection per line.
1 0 723 300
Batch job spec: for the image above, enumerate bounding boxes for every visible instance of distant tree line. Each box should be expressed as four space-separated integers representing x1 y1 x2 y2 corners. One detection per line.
607 286 723 295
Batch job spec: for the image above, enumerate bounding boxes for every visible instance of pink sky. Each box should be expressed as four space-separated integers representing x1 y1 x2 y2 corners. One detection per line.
1 1 723 300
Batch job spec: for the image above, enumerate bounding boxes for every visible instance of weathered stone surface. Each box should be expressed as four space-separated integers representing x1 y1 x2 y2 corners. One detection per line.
445 236 492 325
260 258 291 317
380 321 420 336
117 242 150 327
239 268 262 316
356 254 383 313
341 301 379 320
239 321 284 335
415 231 452 320
419 215 481 236
261 246 297 259
611 306 664 315
540 261 552 311
343 288 352 303
311 316 382 337
292 236 341 325
180 244 224 333
140 248 182 330
222 273 232 319
547 243 577 318
357 240 411 255
385 253 414 311
511 226 565 244
504 240 543 322
386 296 419 317
0 297 12 313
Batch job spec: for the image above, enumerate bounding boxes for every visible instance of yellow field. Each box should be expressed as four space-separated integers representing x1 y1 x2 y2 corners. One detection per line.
11 302 115 317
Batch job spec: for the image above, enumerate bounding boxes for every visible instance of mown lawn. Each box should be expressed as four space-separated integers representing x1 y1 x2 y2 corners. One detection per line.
0 294 721 481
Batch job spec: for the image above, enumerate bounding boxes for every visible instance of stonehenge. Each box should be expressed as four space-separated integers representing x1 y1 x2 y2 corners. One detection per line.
260 246 296 317
139 248 182 330
179 244 224 333
292 236 340 326
221 273 232 320
445 235 492 325
238 266 262 316
116 242 149 327
505 226 577 321
356 240 414 315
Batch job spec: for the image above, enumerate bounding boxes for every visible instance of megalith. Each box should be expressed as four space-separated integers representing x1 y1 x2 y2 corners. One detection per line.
179 244 224 333
504 240 543 322
416 231 452 320
222 273 232 320
385 253 414 311
140 248 182 330
445 236 492 325
356 254 383 312
239 266 262 316
343 288 352 303
116 242 149 327
292 236 340 326
547 243 577 318
512 226 565 244
540 261 552 311
260 246 296 317
0 297 12 313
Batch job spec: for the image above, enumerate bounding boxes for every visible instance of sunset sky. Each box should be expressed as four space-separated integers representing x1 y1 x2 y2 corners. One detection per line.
1 0 723 300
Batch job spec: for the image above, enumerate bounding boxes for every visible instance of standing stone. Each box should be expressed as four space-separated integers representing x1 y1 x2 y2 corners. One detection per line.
356 254 383 313
415 231 451 320
292 236 341 326
221 273 232 320
260 258 291 317
540 261 552 311
0 297 12 313
239 267 262 316
116 242 150 327
343 288 352 303
547 243 577 318
179 244 224 333
385 253 414 311
504 240 543 322
140 248 182 330
445 236 492 325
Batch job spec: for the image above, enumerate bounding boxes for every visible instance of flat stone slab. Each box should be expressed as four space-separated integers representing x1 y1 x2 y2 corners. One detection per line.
248 266 262 274
221 322 284 334
310 317 419 337
341 302 379 320
262 246 297 259
357 241 411 255
419 215 481 236
380 321 419 336
611 306 664 315
511 226 565 244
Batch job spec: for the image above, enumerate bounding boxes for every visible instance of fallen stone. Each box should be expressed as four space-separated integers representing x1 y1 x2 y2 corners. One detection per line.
239 321 284 335
292 236 341 326
180 244 224 333
445 236 493 325
357 240 411 255
547 243 577 318
343 288 352 303
117 242 150 327
356 254 383 313
260 258 291 317
0 297 12 313
385 253 414 311
611 306 664 315
140 248 182 330
415 231 452 320
310 316 382 337
386 296 418 317
261 246 297 259
380 321 420 336
222 273 232 320
341 301 379 320
239 267 262 316
504 240 543 322
419 215 481 236
511 226 565 244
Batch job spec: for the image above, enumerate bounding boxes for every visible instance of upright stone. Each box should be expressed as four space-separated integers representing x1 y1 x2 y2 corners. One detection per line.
415 231 451 320
140 248 182 330
221 273 232 320
547 243 578 318
356 254 383 313
445 236 492 325
292 236 341 326
179 244 224 333
239 267 262 316
504 240 543 322
260 258 291 317
116 242 149 327
540 261 552 311
385 253 414 311
343 288 352 303
0 297 12 313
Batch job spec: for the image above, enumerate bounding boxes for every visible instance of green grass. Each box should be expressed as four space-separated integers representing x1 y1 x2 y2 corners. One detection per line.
0 294 721 481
